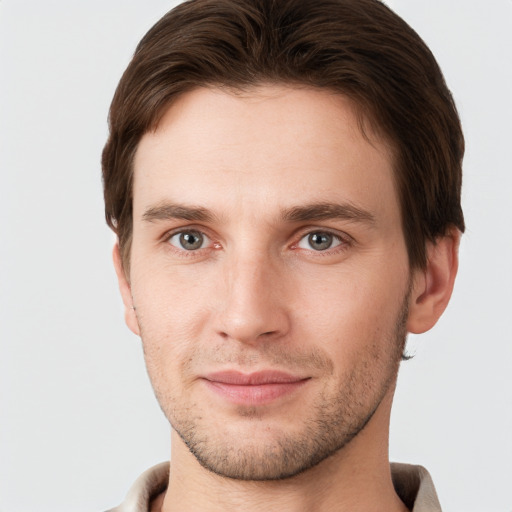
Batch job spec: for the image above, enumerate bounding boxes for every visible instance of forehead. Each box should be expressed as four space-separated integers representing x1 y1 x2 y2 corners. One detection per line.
132 85 399 227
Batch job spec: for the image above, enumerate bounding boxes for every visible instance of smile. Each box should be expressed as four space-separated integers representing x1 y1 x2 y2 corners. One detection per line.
201 370 310 406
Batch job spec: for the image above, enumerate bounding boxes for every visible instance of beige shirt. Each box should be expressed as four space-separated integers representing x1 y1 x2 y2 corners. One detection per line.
107 462 442 512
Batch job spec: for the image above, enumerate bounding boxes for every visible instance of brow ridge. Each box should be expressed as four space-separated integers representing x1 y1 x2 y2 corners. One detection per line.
142 202 215 223
142 200 375 225
282 202 375 224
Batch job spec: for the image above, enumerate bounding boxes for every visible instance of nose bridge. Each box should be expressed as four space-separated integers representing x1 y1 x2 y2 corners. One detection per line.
216 244 289 344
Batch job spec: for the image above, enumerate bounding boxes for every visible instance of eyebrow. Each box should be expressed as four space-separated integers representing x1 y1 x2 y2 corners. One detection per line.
142 201 375 225
281 202 376 225
142 203 216 223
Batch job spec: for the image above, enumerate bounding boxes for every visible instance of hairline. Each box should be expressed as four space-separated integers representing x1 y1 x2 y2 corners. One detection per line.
120 81 403 276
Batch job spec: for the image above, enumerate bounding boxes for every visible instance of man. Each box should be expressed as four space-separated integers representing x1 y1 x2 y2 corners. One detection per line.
102 0 464 510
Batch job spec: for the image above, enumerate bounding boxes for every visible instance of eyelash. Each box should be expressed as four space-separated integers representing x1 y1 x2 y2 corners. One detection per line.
162 227 352 257
163 228 218 257
292 230 351 255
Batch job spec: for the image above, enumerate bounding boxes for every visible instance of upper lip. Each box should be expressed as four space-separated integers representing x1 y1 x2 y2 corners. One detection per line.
203 370 309 385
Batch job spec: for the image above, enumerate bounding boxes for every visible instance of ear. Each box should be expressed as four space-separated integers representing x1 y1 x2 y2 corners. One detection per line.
407 228 461 334
112 242 140 336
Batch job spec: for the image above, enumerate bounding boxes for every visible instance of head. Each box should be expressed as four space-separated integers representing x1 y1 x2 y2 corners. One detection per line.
103 0 463 481
103 0 464 274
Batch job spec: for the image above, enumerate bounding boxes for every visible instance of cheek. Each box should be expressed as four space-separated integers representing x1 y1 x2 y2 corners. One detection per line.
129 263 217 375
290 264 408 357
132 256 215 321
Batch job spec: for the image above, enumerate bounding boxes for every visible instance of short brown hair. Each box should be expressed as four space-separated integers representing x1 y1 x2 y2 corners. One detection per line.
102 0 465 271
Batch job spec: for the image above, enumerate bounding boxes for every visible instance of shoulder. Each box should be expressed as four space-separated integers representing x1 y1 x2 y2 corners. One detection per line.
105 462 170 512
391 463 442 512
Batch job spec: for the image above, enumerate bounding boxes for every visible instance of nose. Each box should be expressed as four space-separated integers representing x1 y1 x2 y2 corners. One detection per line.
214 252 291 345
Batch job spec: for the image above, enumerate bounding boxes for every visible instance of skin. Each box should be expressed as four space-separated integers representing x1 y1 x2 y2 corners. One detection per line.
114 85 460 512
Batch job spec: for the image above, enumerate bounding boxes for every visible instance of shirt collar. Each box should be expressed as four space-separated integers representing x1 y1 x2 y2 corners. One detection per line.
109 461 442 512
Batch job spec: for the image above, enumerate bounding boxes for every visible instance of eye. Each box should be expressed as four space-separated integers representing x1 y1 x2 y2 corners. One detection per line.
168 230 210 251
297 231 343 251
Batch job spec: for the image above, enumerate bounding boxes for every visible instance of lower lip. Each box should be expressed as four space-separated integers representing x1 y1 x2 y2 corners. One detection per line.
203 379 308 406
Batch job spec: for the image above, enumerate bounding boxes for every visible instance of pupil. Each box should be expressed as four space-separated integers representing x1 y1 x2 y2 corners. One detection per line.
180 232 202 250
309 232 332 251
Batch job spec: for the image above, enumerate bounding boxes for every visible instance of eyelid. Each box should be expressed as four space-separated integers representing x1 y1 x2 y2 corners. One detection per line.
160 224 211 241
159 225 351 254
297 233 342 250
162 225 220 251
168 230 210 250
291 227 353 251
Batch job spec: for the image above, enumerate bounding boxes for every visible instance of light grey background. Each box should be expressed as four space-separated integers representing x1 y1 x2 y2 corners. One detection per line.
1 1 511 510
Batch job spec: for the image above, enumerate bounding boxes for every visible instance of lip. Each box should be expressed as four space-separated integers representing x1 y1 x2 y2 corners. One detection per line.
201 370 310 406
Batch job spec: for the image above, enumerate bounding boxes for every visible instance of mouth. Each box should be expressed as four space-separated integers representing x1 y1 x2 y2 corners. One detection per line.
201 370 310 406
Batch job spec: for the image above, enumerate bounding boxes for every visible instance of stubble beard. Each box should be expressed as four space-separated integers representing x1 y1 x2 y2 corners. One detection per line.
141 295 409 482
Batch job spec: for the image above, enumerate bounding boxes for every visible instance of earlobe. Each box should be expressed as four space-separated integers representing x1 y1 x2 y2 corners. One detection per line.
112 242 140 336
407 228 461 334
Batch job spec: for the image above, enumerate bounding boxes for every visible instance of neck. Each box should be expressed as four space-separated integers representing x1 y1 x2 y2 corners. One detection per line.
159 389 408 512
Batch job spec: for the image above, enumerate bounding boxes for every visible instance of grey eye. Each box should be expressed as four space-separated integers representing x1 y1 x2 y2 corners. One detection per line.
169 230 208 250
297 232 342 251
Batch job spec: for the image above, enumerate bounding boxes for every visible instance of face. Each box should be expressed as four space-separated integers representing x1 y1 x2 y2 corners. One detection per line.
125 86 413 480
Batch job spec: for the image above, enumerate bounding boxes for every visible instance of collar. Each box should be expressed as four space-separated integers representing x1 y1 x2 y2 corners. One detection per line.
108 461 442 511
